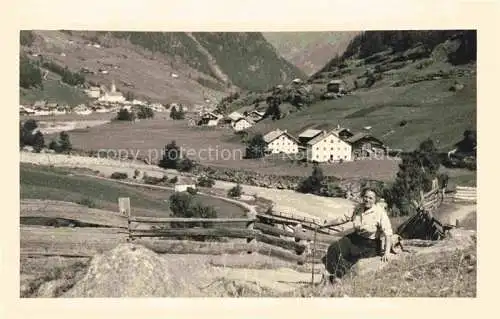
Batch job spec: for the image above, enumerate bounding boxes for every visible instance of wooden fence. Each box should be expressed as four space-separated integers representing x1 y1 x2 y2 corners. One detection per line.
452 186 477 203
123 197 344 265
396 185 449 240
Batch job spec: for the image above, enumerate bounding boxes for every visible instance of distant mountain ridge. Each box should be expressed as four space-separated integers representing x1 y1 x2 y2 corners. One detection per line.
262 32 360 75
20 31 305 106
224 30 477 152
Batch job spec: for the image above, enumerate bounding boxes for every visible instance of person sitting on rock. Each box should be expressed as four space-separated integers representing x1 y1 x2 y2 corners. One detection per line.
321 187 393 281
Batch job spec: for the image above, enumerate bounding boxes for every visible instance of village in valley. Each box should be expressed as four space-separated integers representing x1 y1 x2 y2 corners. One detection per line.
18 29 477 298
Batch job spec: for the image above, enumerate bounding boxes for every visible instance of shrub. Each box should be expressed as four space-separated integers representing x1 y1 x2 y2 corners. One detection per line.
133 169 141 179
48 140 60 152
137 106 154 119
115 108 135 121
168 192 218 230
297 164 324 195
169 106 185 120
178 158 195 172
197 175 215 188
186 187 198 195
169 176 178 184
32 131 45 153
227 184 242 198
58 131 72 153
110 172 128 180
143 175 165 185
245 133 267 159
77 197 96 208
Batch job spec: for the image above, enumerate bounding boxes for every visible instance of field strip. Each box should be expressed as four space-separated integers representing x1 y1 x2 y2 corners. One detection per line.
21 152 356 220
21 199 128 228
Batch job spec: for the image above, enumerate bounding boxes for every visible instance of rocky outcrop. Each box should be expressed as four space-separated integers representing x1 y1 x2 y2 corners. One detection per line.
63 243 182 297
350 228 476 277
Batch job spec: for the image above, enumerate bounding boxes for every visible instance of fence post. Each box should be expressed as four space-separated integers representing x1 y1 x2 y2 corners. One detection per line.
246 211 257 254
293 223 307 265
119 197 132 242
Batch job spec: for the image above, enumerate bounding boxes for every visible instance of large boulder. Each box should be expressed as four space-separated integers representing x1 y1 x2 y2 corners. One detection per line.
63 243 186 297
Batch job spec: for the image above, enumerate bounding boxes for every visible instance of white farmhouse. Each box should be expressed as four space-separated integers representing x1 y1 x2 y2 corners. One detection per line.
232 117 254 132
263 129 299 154
306 130 352 162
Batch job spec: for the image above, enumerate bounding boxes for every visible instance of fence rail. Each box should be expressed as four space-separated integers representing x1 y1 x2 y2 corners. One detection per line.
122 197 350 264
452 186 477 203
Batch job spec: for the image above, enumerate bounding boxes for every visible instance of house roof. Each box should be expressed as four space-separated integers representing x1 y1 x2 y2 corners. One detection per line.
228 111 244 121
331 127 353 135
299 129 323 139
250 110 265 116
264 129 299 144
202 111 219 118
307 131 331 145
234 117 255 125
346 132 384 145
328 80 345 85
306 129 353 146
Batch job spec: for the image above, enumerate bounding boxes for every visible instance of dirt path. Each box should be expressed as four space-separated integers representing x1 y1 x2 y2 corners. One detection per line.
435 203 476 226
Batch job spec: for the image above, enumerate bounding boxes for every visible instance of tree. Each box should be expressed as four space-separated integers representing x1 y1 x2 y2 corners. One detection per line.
159 140 181 169
19 55 42 89
384 138 446 216
137 106 154 119
116 108 135 121
20 119 42 148
32 131 45 153
228 184 242 198
170 106 185 120
297 164 325 194
245 133 267 159
264 95 282 121
23 119 38 132
58 131 72 153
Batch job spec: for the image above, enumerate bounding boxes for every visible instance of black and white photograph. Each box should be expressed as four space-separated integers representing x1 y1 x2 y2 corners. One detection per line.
18 27 478 299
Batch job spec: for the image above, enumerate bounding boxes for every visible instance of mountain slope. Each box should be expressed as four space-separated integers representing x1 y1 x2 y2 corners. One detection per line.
226 30 477 152
263 32 360 75
19 31 304 106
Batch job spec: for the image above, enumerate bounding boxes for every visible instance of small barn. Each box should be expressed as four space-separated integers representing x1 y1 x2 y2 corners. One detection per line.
346 133 387 159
